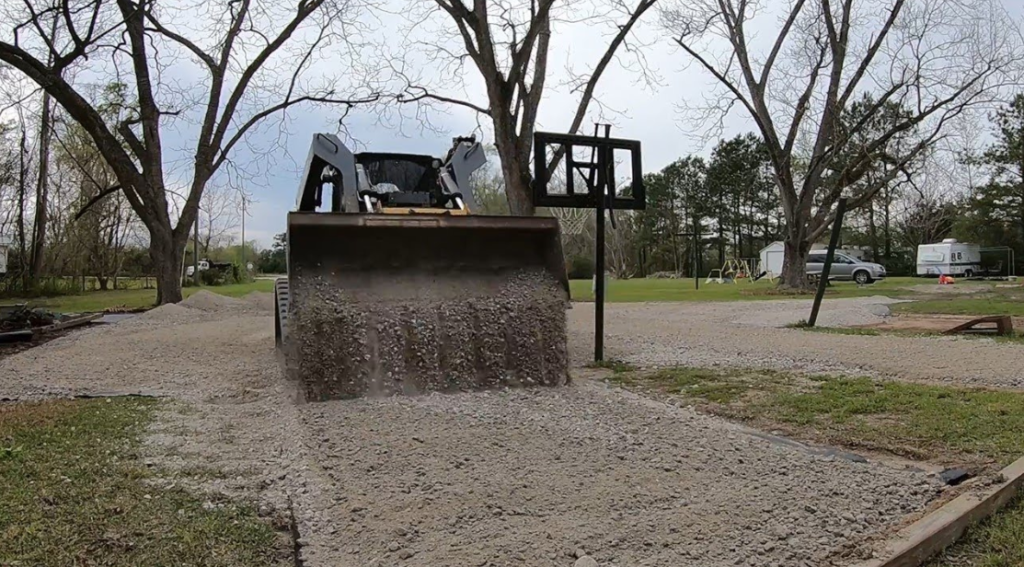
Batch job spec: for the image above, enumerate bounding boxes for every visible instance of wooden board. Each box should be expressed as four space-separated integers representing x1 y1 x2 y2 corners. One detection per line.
852 455 1024 567
942 315 1013 336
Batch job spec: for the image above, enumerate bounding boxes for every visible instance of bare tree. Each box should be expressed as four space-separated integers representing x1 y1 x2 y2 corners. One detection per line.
0 122 20 241
50 105 142 289
0 0 377 303
663 0 1022 287
29 89 53 281
198 184 241 257
392 0 658 215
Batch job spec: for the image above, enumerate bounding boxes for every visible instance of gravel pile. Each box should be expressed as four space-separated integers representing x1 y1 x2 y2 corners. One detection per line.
289 269 569 400
243 291 276 311
181 290 246 312
570 297 1024 388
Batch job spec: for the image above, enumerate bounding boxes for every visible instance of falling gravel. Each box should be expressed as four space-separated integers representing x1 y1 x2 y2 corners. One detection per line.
0 295 955 567
288 269 569 400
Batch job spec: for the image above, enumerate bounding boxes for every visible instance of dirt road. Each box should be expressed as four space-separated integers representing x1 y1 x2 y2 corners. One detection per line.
0 293 949 566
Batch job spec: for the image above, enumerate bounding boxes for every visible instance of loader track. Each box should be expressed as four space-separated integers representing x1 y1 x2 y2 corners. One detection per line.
274 278 290 347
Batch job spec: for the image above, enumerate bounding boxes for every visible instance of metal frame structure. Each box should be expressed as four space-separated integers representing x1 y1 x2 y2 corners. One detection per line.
533 131 644 210
980 246 1017 277
533 126 645 361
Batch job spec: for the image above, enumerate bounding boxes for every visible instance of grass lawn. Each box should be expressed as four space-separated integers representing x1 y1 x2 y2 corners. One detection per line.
607 367 1024 566
0 397 290 566
894 297 1024 317
3 274 1017 317
798 326 1024 345
0 280 274 313
568 275 918 302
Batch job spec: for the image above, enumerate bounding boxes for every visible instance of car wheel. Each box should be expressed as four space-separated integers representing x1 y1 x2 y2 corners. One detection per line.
854 270 872 285
964 270 974 278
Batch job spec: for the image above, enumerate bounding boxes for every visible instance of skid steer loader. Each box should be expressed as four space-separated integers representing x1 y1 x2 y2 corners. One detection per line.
276 134 569 401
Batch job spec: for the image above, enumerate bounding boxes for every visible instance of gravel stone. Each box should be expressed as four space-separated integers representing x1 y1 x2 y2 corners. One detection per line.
0 294 950 567
569 296 1024 388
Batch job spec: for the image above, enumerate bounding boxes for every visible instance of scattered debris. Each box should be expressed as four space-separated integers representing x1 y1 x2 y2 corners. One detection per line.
939 468 973 486
0 305 101 344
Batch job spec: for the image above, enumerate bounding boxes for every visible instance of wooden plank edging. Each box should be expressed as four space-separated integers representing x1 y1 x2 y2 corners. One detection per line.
853 455 1024 567
34 313 103 335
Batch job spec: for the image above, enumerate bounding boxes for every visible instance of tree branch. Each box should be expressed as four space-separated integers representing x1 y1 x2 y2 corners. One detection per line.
395 86 489 115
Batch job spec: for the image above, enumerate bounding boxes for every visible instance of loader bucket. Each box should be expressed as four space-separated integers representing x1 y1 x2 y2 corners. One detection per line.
282 212 570 401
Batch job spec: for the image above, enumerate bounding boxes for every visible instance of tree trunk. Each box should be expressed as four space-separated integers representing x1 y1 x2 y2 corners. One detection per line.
500 156 534 216
30 91 53 279
718 223 725 266
492 114 535 216
883 184 892 262
867 202 879 262
17 129 28 291
98 276 109 291
780 230 811 289
150 229 184 304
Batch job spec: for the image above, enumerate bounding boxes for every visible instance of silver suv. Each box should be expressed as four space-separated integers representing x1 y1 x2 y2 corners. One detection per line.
807 252 886 284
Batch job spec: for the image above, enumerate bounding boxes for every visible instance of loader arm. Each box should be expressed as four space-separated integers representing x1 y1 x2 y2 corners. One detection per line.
297 133 359 213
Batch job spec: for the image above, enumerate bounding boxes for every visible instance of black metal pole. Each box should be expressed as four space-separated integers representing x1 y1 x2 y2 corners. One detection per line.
595 186 606 362
808 197 848 327
693 230 699 291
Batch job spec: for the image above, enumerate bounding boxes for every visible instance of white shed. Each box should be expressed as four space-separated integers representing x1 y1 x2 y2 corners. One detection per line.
759 241 785 278
0 236 9 276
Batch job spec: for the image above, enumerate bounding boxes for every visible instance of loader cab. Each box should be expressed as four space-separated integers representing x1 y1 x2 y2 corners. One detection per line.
296 133 482 215
355 153 458 211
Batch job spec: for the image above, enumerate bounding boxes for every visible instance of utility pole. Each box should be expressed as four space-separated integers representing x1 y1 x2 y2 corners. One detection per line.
240 192 247 269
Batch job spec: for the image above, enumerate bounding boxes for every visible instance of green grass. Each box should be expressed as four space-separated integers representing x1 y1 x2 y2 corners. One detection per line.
6 275 1014 316
770 377 1024 463
0 397 289 566
0 280 274 313
929 495 1024 567
798 325 1024 344
895 298 1024 317
793 325 882 336
585 359 637 374
568 276 917 302
614 367 1024 464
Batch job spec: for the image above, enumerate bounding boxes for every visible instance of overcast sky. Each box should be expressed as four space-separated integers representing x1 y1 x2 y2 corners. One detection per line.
208 0 1024 248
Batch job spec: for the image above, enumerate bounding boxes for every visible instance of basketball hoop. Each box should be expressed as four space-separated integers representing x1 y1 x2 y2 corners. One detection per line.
552 208 590 236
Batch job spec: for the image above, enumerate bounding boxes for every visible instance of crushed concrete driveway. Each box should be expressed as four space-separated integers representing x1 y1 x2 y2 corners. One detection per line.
0 293 951 566
569 296 1024 389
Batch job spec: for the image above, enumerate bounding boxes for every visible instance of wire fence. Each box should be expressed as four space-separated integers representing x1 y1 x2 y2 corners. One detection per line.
0 273 157 298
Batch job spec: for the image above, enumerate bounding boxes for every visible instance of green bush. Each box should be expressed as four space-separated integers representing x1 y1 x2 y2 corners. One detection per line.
194 262 253 287
567 255 595 279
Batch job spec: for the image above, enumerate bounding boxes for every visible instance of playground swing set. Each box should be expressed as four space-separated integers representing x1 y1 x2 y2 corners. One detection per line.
705 258 775 284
